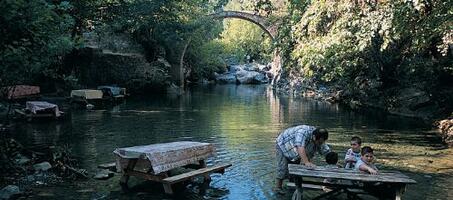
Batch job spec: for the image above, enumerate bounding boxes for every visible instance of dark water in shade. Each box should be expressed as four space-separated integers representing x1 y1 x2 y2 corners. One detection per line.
13 85 453 200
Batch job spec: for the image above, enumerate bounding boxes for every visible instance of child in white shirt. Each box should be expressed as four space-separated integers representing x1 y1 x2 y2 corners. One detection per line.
344 136 362 169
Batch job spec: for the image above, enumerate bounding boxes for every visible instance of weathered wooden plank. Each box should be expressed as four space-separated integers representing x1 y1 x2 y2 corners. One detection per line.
162 163 232 184
287 165 402 178
287 182 324 190
289 164 416 184
290 168 414 183
304 169 411 180
289 165 409 177
115 156 152 173
15 109 61 118
125 170 168 182
287 180 356 189
289 164 411 178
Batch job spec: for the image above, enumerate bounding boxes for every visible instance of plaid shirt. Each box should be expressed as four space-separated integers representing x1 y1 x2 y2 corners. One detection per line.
276 125 330 161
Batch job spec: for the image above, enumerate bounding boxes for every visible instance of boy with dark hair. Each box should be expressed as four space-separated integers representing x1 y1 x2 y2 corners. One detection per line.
355 146 378 174
325 151 339 166
323 151 339 192
344 136 362 169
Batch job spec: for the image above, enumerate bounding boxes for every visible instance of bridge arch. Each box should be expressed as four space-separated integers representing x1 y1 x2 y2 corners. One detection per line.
210 11 277 40
177 10 282 89
209 11 282 84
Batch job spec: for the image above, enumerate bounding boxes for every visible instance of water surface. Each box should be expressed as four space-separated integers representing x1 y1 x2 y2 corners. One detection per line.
15 85 453 200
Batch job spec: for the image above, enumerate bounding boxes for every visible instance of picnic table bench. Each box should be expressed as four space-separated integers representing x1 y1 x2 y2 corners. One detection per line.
113 141 231 195
288 164 416 200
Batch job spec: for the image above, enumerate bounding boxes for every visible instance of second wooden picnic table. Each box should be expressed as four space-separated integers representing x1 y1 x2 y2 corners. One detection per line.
113 141 231 195
288 164 417 200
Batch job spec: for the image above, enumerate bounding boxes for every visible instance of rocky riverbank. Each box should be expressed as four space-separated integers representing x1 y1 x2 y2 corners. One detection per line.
273 74 453 146
438 119 453 147
0 126 91 199
214 62 273 84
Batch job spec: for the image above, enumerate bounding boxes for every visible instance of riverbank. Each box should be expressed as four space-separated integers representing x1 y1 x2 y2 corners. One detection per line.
273 76 452 145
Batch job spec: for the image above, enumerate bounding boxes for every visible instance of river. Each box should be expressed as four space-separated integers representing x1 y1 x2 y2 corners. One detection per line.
13 84 453 200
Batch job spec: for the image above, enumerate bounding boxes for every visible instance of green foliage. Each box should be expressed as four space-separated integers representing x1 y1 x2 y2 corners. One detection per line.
218 0 273 63
0 0 230 89
188 39 228 79
0 0 74 87
220 19 272 63
389 1 453 82
279 0 452 91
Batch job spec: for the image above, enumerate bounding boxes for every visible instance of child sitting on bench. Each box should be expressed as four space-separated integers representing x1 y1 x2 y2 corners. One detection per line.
355 146 378 174
326 151 340 168
344 136 362 169
323 152 340 192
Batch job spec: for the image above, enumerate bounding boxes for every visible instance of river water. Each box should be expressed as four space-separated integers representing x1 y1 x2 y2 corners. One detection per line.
14 85 453 200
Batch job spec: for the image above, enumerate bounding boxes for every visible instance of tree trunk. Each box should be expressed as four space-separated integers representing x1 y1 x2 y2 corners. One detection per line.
179 38 192 89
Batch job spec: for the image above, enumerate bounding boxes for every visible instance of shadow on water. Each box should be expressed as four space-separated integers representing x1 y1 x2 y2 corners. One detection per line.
13 84 453 200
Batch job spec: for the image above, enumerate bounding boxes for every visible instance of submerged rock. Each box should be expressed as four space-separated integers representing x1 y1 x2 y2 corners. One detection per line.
33 162 52 172
97 162 116 172
93 169 114 180
236 70 260 84
15 154 30 165
0 185 21 200
215 73 237 84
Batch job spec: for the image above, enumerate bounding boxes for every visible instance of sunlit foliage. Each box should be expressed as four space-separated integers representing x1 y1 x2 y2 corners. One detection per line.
277 0 452 95
218 0 273 63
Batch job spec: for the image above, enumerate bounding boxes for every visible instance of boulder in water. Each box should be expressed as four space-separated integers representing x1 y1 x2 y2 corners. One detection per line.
0 185 21 200
33 162 52 172
215 73 237 84
93 169 114 180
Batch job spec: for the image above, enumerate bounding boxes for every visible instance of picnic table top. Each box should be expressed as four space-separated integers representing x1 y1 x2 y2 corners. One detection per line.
288 164 417 184
114 141 215 174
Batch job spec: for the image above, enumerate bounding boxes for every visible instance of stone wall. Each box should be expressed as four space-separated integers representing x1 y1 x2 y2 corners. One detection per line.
69 31 173 93
74 48 171 93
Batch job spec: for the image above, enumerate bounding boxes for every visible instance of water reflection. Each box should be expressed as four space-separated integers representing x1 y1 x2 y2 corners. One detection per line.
14 84 453 200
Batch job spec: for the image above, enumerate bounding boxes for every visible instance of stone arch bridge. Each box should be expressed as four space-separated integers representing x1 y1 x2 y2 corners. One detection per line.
178 10 282 87
210 11 282 84
210 11 278 40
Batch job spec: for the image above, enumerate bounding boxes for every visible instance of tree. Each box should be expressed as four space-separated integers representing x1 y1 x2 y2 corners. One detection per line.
0 0 74 89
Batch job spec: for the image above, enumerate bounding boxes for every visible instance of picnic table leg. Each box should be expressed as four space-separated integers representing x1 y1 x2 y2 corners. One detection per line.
292 177 303 200
162 172 174 195
394 184 405 200
119 159 137 191
199 160 211 182
313 188 343 200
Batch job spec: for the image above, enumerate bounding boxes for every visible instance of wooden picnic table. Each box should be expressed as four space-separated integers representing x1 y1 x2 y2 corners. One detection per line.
113 141 231 195
288 164 416 200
